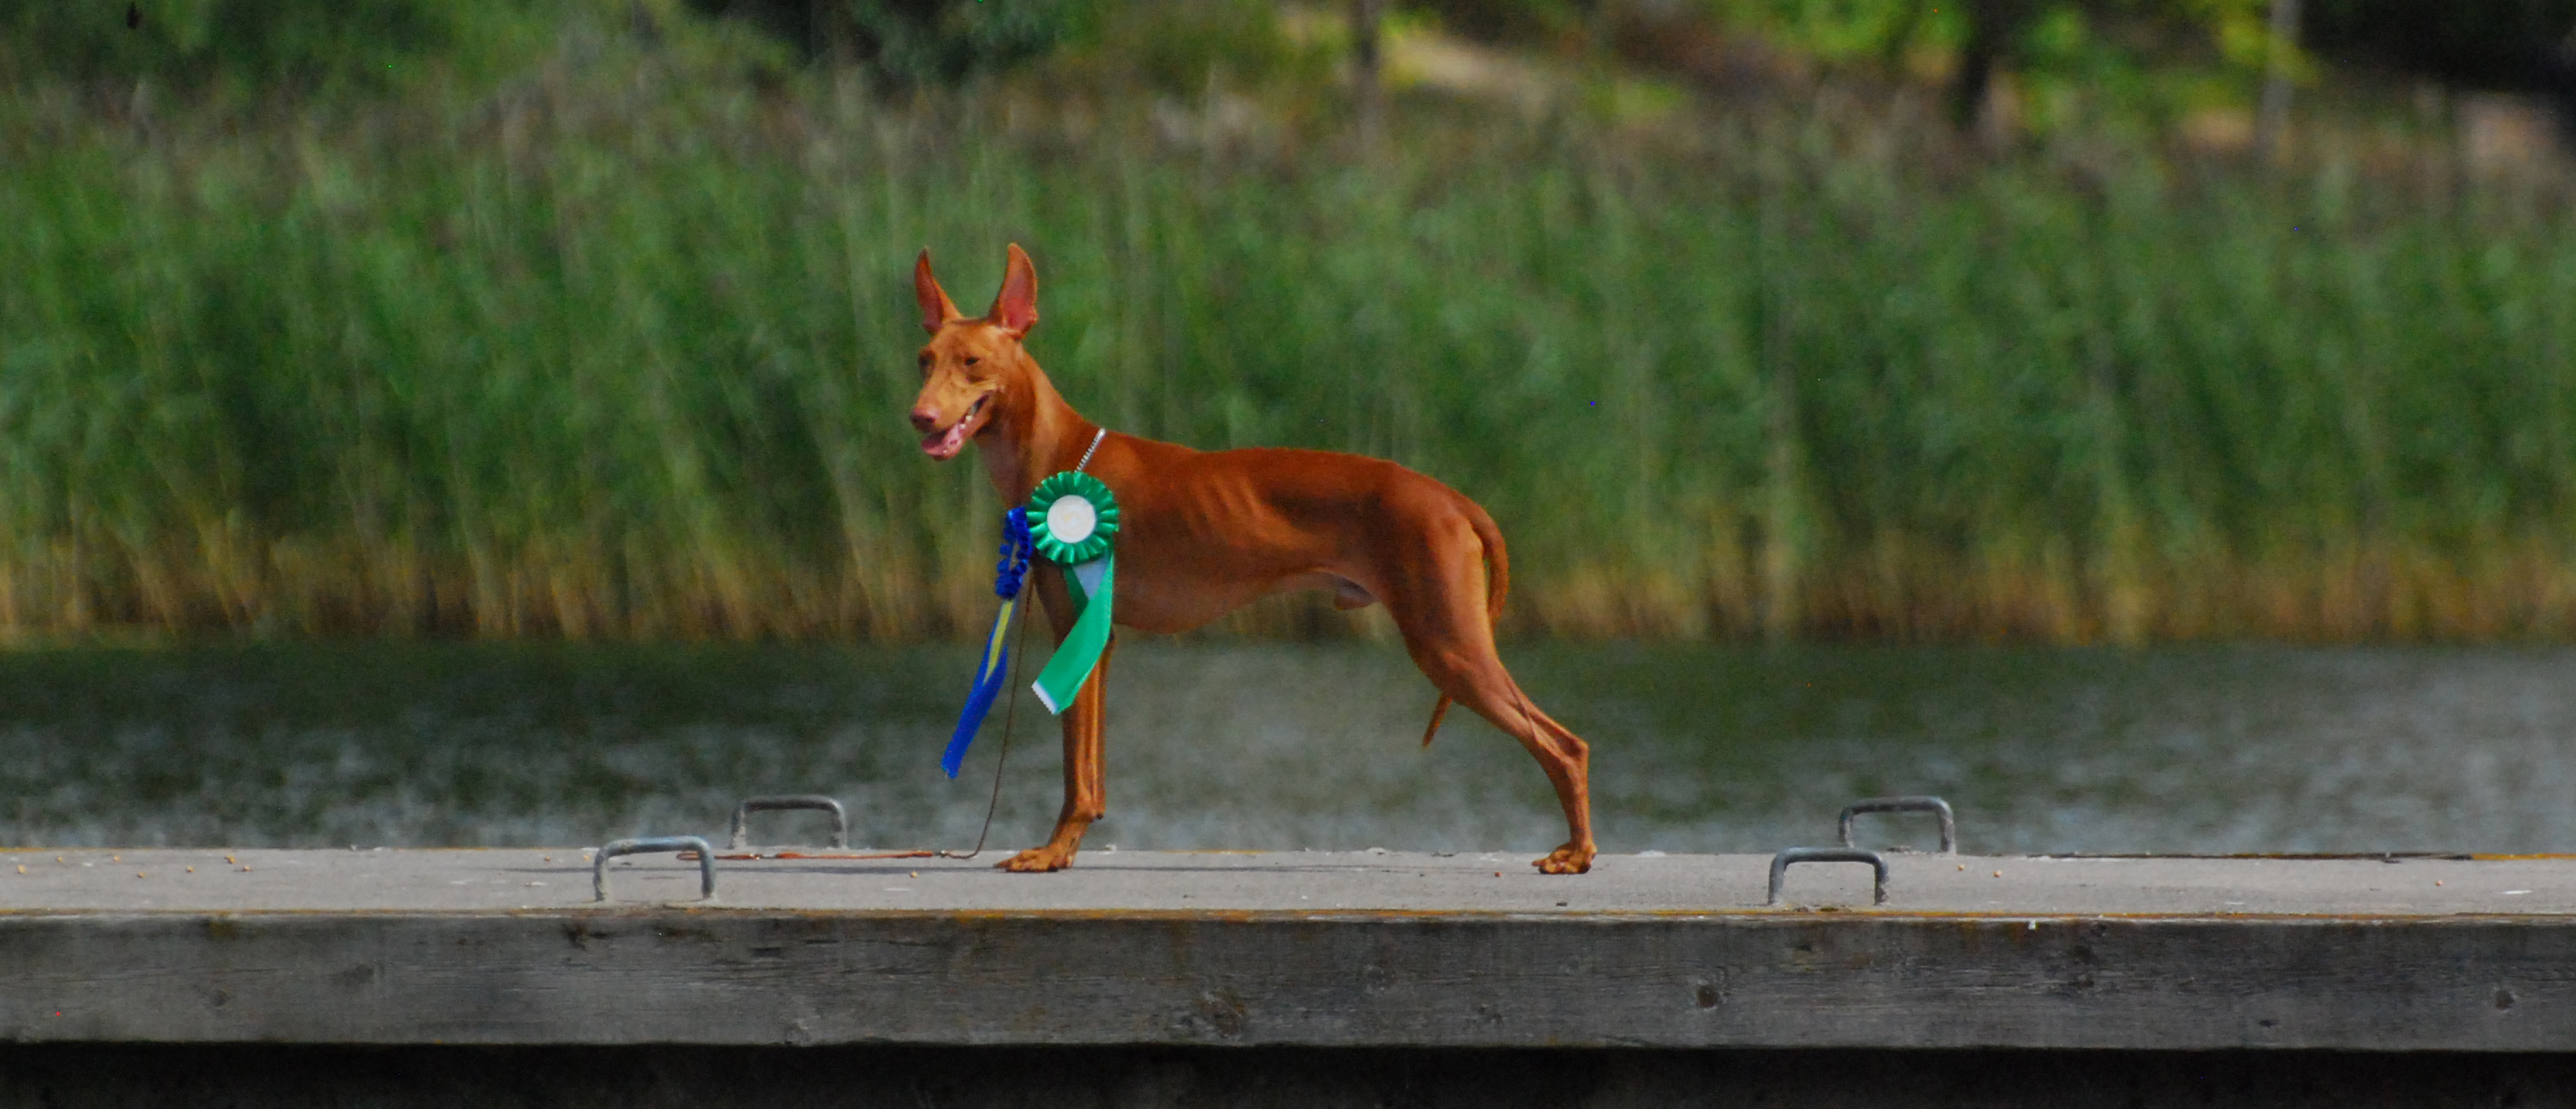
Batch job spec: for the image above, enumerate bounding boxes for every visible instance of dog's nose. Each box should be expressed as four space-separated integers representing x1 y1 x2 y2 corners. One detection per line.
909 406 941 433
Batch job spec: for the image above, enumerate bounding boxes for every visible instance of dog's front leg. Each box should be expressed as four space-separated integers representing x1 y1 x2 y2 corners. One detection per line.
1001 626 1115 873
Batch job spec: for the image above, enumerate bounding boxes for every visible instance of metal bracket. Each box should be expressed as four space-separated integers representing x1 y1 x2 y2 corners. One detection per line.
1838 795 1956 854
593 836 717 902
1767 846 1889 906
727 795 848 851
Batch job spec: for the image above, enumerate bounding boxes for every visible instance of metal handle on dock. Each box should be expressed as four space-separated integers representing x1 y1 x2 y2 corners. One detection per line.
1838 796 1956 854
1767 846 1889 906
727 795 848 851
593 837 717 902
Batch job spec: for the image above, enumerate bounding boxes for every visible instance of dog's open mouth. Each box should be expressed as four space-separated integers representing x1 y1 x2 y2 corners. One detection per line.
920 395 989 460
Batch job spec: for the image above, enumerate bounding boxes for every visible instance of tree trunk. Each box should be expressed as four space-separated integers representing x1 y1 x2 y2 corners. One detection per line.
1351 0 1385 147
2254 0 2302 161
1948 0 2027 135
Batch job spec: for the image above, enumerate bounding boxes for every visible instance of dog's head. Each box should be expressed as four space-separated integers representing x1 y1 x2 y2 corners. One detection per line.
909 244 1038 461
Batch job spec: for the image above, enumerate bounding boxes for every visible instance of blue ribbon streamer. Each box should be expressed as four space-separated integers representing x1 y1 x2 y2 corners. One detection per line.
943 508 1032 779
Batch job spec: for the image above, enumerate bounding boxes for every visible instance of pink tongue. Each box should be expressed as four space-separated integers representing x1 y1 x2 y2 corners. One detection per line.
934 417 971 454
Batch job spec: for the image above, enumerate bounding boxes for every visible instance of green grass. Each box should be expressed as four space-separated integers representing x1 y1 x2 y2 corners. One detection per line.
6 47 2576 643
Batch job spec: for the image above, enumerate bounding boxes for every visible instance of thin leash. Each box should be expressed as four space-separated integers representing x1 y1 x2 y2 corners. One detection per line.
938 594 1035 860
938 425 1108 862
713 430 1109 865
775 593 1031 864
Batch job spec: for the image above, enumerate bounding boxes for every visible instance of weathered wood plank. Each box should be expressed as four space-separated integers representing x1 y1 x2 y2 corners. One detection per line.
1 911 2567 1050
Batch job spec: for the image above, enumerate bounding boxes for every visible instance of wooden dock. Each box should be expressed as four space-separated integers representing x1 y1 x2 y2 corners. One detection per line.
3 846 2569 1052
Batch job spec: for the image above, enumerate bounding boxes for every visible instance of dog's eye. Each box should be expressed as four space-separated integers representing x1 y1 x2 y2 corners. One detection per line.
964 357 982 367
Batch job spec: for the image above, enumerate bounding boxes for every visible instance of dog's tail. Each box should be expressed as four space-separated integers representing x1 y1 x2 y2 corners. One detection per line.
1422 497 1511 747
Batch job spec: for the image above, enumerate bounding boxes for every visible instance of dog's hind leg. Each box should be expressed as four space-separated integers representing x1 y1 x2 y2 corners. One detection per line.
1493 686 1595 875
1381 519 1595 875
1452 666 1594 875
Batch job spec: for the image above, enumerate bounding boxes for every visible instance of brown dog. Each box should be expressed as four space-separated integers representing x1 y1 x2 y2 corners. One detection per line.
909 244 1595 875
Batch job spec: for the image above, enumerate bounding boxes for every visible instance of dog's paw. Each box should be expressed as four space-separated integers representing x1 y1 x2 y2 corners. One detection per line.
999 845 1076 872
1532 845 1595 875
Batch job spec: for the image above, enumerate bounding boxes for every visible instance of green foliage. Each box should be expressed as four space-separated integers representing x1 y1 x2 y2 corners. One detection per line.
1405 0 1588 45
1699 0 1962 63
0 0 561 92
8 65 2576 643
1398 1 2325 133
1081 0 1312 92
841 0 1086 86
680 0 1105 86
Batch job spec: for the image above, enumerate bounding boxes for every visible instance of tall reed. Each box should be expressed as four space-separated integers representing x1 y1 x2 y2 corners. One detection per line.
6 53 2576 643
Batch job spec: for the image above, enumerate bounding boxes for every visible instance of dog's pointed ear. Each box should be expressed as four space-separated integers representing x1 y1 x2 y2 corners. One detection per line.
987 243 1038 340
915 249 962 335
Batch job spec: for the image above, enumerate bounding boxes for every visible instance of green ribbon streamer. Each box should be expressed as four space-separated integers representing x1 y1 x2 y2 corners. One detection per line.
1030 551 1112 715
1024 471 1120 715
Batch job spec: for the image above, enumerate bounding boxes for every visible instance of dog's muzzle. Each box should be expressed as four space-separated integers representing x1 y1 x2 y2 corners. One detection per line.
920 395 988 460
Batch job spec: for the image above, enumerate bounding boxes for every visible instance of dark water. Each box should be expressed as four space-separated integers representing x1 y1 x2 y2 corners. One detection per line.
3 641 2573 855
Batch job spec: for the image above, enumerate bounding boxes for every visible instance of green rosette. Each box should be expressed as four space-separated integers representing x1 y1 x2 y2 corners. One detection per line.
1026 471 1119 565
1023 471 1119 715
